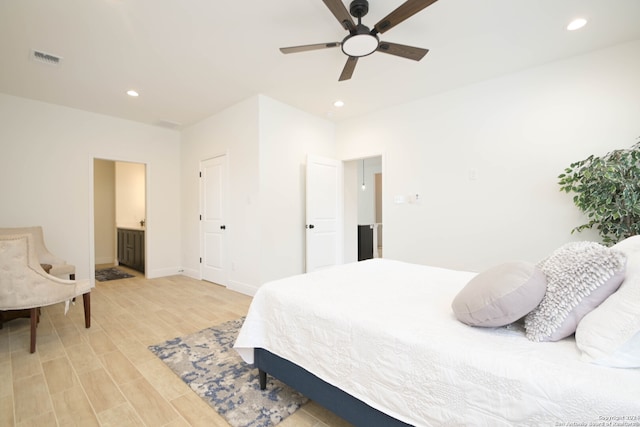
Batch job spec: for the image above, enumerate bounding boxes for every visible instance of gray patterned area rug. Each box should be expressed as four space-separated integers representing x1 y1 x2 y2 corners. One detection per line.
148 318 308 427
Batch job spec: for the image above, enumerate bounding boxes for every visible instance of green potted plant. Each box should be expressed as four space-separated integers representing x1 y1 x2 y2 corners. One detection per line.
558 139 640 245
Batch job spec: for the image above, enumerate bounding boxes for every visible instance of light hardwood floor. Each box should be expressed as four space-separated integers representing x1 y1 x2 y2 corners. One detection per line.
0 267 353 427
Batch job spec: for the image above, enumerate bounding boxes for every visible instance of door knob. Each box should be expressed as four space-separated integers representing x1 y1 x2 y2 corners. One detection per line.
307 224 315 229
220 225 226 230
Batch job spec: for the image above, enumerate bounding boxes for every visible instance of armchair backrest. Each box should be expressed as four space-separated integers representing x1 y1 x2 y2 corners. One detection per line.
0 226 62 266
0 233 83 310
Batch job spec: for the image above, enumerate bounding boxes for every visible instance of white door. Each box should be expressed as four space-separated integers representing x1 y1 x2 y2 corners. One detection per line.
306 155 343 272
201 155 228 285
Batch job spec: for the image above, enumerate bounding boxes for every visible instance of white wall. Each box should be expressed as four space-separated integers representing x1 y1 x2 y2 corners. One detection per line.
337 39 640 272
115 161 146 229
181 95 336 294
0 93 182 280
258 96 336 284
180 96 261 292
93 159 116 264
343 160 358 264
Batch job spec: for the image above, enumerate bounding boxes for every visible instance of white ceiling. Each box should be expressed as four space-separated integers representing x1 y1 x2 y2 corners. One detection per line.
1 0 640 128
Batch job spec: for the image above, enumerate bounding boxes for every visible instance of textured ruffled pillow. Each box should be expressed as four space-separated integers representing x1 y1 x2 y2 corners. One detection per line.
452 261 547 327
524 241 626 342
575 235 640 367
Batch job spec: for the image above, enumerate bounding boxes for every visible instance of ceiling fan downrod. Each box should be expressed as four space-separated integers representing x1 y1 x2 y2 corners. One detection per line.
349 0 369 20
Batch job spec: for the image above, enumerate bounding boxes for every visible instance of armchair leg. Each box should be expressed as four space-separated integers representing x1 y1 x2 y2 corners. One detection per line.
82 292 91 328
30 307 38 353
71 274 76 303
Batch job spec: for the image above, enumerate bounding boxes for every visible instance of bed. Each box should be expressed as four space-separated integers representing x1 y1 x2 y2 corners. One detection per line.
234 257 640 426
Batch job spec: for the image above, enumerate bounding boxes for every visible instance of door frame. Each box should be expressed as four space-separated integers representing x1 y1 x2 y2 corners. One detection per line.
89 156 149 285
343 154 384 263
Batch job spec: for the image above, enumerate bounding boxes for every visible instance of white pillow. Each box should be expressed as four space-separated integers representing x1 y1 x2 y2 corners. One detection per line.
575 235 640 367
451 261 547 327
524 241 626 342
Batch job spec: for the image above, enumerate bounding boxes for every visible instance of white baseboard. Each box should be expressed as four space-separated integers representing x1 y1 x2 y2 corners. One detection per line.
140 268 256 296
181 268 200 280
95 256 116 265
146 266 184 279
227 280 258 296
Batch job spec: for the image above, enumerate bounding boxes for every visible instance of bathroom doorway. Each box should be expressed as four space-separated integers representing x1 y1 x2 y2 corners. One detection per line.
93 159 147 275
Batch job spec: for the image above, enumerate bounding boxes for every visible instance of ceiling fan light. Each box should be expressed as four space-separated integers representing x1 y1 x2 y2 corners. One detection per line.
342 33 379 57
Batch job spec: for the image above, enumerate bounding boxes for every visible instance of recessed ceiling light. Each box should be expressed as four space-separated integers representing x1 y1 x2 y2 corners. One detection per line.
334 100 344 108
567 18 587 31
126 90 139 97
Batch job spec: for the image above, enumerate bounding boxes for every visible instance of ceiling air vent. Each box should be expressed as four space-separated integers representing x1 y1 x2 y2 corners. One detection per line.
31 49 63 66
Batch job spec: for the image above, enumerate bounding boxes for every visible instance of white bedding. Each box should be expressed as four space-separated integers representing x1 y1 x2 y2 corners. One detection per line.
234 259 640 426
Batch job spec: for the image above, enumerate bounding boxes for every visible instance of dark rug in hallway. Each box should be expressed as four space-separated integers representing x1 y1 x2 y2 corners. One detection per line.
95 267 135 282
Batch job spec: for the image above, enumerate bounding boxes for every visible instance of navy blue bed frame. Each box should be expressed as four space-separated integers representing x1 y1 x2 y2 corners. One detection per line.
254 348 413 427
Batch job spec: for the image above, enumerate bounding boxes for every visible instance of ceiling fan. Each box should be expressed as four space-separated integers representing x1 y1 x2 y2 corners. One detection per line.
280 0 438 81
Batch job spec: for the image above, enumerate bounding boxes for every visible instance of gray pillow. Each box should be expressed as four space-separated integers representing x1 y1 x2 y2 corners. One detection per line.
524 241 626 342
452 261 547 327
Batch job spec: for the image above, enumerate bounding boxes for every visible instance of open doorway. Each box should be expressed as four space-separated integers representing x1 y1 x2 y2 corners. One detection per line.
93 159 147 277
356 156 382 260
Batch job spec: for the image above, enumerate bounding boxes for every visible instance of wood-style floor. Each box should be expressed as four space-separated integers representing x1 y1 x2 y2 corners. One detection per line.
0 266 353 427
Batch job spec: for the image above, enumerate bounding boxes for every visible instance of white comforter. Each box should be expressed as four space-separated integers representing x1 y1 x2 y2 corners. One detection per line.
234 259 640 426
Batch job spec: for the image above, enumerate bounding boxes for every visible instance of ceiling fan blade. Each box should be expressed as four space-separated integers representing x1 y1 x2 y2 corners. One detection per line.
339 57 358 81
322 0 356 32
373 0 438 34
377 42 429 61
280 42 341 54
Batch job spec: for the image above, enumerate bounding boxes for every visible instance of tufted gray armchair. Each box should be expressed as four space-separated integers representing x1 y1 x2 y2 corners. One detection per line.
0 233 91 352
